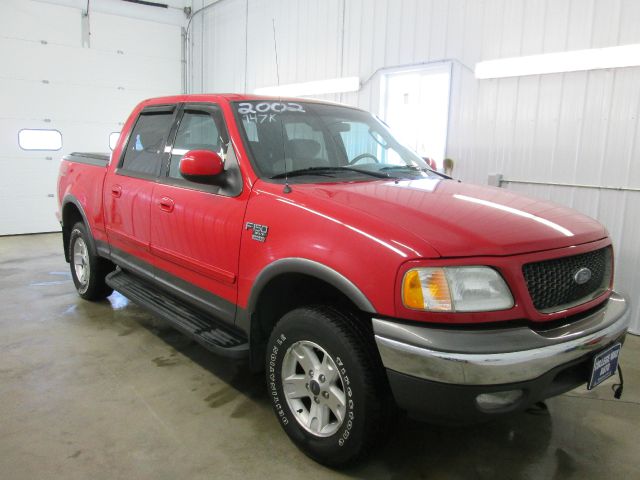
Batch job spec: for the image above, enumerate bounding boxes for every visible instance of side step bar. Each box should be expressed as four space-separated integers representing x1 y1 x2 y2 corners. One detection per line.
106 269 249 359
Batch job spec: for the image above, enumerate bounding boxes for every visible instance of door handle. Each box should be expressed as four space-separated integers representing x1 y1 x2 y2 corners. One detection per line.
111 185 122 198
159 196 175 213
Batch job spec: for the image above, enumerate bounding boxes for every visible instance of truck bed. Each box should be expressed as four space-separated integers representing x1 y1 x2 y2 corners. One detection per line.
57 152 111 249
64 152 110 167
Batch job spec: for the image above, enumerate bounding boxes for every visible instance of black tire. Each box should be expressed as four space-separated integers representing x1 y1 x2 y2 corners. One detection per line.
266 306 392 467
68 222 114 300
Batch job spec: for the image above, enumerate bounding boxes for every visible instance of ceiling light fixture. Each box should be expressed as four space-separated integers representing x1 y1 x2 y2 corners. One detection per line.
254 76 360 97
475 43 640 79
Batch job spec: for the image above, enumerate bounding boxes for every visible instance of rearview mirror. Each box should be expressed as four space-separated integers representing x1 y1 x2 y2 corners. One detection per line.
368 129 389 149
331 122 351 133
179 150 224 185
422 157 437 170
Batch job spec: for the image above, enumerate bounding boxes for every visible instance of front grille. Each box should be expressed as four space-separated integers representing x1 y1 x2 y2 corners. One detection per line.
523 247 612 312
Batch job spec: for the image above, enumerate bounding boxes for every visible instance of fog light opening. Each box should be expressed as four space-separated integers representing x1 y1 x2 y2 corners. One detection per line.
476 390 524 411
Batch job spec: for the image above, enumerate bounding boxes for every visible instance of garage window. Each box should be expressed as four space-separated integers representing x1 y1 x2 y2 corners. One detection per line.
18 129 63 151
109 132 120 150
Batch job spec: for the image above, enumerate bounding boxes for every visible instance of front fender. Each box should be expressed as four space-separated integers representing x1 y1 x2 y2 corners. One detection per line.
246 257 376 315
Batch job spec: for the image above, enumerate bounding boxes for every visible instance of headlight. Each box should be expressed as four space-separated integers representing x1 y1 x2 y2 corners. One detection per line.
402 267 514 312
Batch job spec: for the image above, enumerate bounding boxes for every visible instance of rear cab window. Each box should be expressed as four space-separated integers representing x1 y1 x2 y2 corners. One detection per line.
119 106 176 177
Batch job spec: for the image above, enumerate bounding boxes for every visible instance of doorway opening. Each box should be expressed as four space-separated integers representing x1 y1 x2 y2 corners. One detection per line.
380 63 452 169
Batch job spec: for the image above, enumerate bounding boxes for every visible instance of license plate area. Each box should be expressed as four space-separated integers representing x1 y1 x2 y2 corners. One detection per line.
588 343 621 390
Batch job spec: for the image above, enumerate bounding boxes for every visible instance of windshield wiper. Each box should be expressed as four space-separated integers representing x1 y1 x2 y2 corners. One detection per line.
379 165 452 179
270 167 337 179
379 165 421 172
270 166 391 180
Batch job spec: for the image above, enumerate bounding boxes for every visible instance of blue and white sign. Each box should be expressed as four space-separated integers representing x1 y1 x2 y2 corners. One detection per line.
588 343 621 390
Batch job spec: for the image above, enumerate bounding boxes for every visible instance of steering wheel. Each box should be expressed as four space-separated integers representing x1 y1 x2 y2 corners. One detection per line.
348 153 379 165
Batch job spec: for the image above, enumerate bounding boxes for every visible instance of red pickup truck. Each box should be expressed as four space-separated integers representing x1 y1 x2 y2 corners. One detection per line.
57 94 630 466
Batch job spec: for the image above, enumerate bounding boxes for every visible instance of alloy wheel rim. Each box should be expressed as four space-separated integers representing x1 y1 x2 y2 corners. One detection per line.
281 340 347 437
73 237 90 287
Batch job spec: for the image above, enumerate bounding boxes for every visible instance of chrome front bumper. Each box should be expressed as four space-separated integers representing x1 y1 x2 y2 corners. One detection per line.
374 292 630 386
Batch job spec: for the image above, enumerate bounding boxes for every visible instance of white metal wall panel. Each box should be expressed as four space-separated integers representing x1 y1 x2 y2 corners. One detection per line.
0 1 80 44
0 0 182 236
190 0 640 333
201 0 247 92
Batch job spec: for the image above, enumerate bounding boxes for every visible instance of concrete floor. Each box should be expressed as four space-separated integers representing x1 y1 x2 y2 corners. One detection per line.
1 233 639 480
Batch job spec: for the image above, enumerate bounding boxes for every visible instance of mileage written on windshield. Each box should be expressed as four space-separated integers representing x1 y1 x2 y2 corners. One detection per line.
238 101 306 123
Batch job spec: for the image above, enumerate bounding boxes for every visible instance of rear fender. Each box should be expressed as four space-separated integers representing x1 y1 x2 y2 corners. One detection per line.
61 195 97 261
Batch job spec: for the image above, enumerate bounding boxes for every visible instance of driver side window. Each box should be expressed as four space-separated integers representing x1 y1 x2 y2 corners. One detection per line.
168 109 228 180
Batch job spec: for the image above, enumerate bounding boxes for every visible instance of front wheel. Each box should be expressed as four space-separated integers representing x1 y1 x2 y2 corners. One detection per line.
68 222 114 300
266 306 392 466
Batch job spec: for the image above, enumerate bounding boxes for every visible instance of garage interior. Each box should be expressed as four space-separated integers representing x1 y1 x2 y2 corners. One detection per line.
1 0 639 478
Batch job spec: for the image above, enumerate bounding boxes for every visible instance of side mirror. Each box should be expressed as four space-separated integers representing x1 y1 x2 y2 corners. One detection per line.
179 150 224 185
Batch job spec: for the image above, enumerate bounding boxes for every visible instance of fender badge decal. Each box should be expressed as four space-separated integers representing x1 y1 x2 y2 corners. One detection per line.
245 222 269 242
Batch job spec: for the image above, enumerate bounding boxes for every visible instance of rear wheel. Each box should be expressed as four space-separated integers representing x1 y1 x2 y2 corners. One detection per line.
68 222 114 300
266 306 392 466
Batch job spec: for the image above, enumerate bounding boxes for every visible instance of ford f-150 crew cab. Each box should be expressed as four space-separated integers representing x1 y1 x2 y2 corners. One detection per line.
57 94 630 466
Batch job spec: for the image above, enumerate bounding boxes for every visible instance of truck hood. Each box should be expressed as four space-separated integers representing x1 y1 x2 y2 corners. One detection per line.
294 178 607 257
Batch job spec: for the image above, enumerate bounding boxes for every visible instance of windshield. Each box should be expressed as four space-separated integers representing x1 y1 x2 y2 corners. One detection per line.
233 100 439 181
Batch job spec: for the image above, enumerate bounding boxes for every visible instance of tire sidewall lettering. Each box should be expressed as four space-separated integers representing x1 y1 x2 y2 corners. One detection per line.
269 335 289 427
334 355 355 447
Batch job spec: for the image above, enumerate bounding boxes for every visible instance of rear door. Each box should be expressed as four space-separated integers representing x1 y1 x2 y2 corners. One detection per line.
104 105 176 276
149 103 245 325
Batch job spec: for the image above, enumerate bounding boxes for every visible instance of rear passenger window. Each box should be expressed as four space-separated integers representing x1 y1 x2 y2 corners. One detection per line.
120 111 174 175
169 108 229 180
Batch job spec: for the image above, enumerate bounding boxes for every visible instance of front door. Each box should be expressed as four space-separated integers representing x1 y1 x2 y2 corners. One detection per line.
150 103 245 325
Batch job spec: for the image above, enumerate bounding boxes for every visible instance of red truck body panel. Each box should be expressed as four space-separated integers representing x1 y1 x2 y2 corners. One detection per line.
57 94 613 330
295 178 607 257
149 181 246 307
238 179 611 324
58 159 109 245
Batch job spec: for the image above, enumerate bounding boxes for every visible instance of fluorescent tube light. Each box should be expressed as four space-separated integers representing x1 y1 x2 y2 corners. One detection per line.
475 43 640 79
254 76 360 96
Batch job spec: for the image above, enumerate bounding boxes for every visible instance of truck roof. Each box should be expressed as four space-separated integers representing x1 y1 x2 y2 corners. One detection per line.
139 93 352 109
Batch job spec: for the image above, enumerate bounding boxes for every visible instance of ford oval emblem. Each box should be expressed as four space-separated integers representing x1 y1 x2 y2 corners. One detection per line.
574 267 592 285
